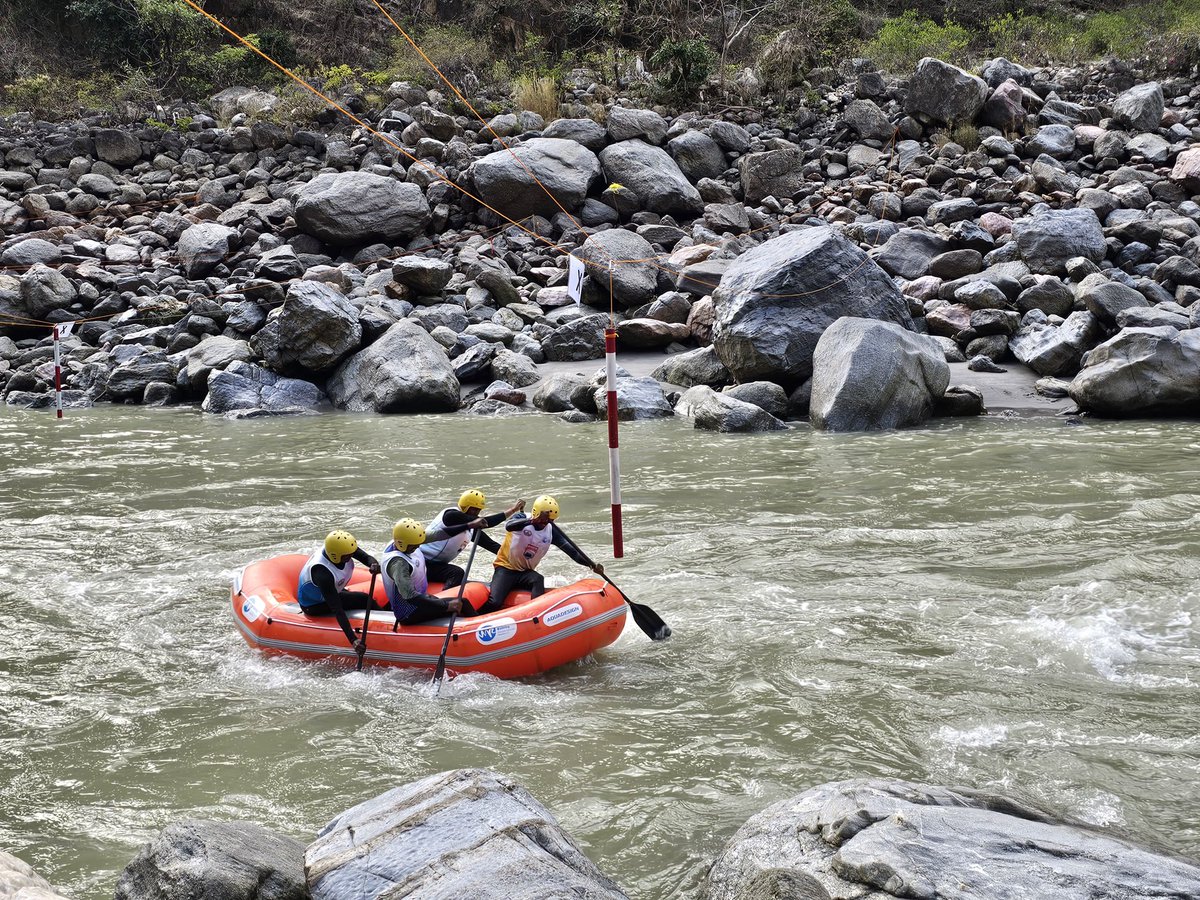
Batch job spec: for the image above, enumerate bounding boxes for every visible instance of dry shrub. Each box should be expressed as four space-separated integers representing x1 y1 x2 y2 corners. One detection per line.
513 74 558 122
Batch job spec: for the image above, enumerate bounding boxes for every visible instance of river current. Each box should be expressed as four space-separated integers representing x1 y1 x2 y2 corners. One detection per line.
1 406 1198 897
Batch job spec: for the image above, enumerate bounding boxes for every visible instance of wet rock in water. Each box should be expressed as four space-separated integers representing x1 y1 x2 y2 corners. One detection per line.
203 360 328 416
0 848 72 899
114 819 307 900
471 138 601 221
489 348 541 388
809 317 949 432
543 313 608 361
705 778 1200 900
1069 326 1200 416
180 335 253 391
590 369 674 420
532 372 594 413
713 227 913 387
295 172 431 245
936 383 986 416
676 384 788 432
305 769 627 900
650 346 731 388
326 320 460 413
722 381 789 419
107 350 180 402
252 281 362 375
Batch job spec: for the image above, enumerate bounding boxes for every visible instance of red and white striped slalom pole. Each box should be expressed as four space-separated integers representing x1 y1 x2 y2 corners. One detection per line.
52 324 64 419
605 327 624 558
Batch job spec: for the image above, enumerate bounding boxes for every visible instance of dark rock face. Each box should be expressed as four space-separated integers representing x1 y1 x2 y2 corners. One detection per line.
712 227 914 387
305 769 628 900
114 819 308 900
294 172 430 245
676 384 788 432
905 58 989 124
471 138 601 221
705 779 1200 900
251 281 362 375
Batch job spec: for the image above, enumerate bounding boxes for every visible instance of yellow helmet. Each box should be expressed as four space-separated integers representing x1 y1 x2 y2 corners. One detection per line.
458 489 486 512
531 495 560 521
324 530 357 564
392 517 426 548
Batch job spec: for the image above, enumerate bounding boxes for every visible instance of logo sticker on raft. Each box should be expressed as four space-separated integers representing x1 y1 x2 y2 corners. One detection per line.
476 618 518 646
241 594 264 622
543 603 583 627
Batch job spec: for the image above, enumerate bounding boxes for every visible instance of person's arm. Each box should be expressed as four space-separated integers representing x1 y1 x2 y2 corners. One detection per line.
309 566 358 646
505 513 530 532
476 529 501 554
424 516 486 544
551 526 604 573
351 546 380 574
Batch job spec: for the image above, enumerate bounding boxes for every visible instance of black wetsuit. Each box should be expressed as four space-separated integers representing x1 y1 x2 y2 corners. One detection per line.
486 518 591 614
299 547 380 646
421 508 506 588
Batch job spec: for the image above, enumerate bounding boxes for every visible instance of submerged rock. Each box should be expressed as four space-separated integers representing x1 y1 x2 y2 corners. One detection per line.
705 778 1200 900
114 819 307 900
0 848 72 899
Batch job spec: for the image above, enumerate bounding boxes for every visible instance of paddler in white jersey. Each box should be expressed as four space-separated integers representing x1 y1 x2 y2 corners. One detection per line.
485 494 603 614
419 489 525 587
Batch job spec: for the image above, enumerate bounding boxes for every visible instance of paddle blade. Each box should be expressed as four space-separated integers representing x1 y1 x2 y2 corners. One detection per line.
628 600 671 641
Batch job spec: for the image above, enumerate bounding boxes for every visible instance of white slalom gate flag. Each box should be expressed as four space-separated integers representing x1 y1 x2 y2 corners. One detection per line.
56 321 75 339
567 253 585 305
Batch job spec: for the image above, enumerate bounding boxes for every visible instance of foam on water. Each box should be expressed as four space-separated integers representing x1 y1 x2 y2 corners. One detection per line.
934 723 1009 749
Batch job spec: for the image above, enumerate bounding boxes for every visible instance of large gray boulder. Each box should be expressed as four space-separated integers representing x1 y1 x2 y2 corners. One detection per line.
905 58 989 124
0 848 71 899
532 372 594 413
202 360 328 416
295 172 430 246
871 228 951 280
305 769 627 900
107 350 179 401
607 106 668 144
178 223 238 278
1111 82 1164 133
599 140 703 217
95 128 142 167
668 130 727 182
738 147 805 205
326 320 460 412
471 138 601 221
542 118 608 151
1011 208 1105 275
705 779 1200 900
676 385 788 432
19 264 77 319
651 346 732 388
712 227 914 387
114 819 307 900
1068 326 1200 416
543 313 608 361
809 317 949 431
181 335 253 390
578 229 658 309
591 372 674 420
252 281 361 374
1009 311 1103 376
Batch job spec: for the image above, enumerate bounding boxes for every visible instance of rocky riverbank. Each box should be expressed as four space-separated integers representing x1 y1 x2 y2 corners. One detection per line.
4 55 1200 430
8 770 1199 898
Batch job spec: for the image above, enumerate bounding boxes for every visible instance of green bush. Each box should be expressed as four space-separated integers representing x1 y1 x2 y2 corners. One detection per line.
389 24 492 88
754 0 860 90
649 38 716 100
862 11 971 73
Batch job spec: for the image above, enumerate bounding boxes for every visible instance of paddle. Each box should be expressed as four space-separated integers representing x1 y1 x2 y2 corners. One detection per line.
433 527 483 691
355 570 378 672
556 530 671 641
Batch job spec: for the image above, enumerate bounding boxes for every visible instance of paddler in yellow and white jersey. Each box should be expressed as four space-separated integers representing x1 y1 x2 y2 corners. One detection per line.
486 494 603 614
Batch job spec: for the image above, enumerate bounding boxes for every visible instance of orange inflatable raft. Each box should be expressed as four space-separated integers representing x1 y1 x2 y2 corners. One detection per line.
231 554 628 678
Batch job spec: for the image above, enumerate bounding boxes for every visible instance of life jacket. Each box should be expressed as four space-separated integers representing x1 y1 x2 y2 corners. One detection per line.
419 507 471 564
382 541 428 620
495 517 553 572
297 549 354 609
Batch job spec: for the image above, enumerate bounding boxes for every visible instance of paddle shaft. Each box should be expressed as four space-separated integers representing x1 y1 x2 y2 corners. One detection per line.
355 570 378 671
433 527 483 688
555 529 671 641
